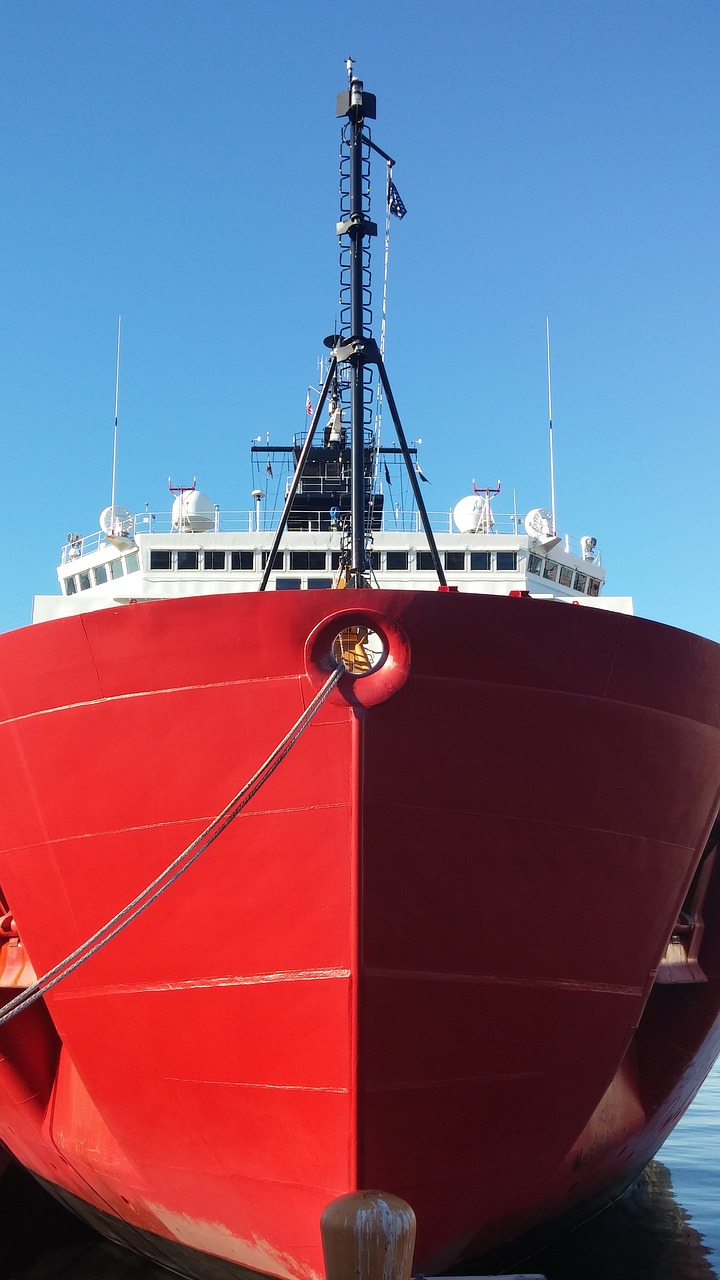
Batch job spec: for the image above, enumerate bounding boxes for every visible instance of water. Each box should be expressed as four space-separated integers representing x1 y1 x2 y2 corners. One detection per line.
4 1063 720 1279
657 1060 720 1270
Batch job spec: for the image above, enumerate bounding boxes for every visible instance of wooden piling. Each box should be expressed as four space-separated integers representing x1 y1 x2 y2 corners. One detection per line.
320 1190 416 1280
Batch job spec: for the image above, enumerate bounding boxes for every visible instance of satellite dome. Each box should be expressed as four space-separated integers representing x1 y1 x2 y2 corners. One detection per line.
171 489 214 533
453 495 491 534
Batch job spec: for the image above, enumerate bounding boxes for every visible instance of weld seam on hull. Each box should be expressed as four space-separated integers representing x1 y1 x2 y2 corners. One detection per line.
0 673 303 729
54 968 352 999
363 967 643 996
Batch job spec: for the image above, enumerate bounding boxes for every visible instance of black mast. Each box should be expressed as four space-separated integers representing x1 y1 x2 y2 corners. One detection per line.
335 71 377 586
335 69 447 590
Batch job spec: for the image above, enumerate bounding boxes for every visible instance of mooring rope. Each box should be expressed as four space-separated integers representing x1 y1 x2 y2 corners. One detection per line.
0 662 345 1030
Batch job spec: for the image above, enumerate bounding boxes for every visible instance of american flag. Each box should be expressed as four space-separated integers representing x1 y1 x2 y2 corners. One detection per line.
388 180 407 219
266 460 273 479
306 394 313 416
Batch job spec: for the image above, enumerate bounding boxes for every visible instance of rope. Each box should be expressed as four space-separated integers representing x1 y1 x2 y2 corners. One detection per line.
0 662 345 1030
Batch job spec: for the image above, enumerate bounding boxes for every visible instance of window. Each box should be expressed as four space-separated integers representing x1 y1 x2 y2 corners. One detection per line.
543 560 559 582
470 551 491 571
94 564 108 586
587 578 600 597
331 551 343 570
496 551 517 572
64 577 76 595
290 551 327 570
177 550 198 570
444 551 465 571
527 553 543 576
110 558 125 579
78 571 91 591
558 565 573 588
125 551 139 574
150 550 171 570
276 578 302 590
574 570 587 593
370 551 381 571
416 551 434 571
204 551 225 570
386 551 408 570
262 551 284 570
308 577 333 590
231 551 254 570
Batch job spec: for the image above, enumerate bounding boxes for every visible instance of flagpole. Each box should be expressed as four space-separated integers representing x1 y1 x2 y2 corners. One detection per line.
546 317 557 536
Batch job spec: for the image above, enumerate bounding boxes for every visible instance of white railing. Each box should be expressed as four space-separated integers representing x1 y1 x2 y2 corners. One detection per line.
61 508 602 566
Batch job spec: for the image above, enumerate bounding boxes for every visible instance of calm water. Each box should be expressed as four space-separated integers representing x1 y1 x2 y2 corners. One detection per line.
4 1062 720 1279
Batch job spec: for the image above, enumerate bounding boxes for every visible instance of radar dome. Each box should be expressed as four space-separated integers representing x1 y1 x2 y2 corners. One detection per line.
453 494 492 534
171 489 214 533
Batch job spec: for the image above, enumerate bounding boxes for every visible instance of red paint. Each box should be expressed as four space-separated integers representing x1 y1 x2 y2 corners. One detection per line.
0 590 718 1278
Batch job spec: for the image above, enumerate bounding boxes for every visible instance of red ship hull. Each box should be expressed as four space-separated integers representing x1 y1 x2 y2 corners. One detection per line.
0 589 719 1279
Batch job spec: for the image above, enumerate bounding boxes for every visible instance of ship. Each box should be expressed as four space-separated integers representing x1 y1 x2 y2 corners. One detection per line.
1 67 720 1280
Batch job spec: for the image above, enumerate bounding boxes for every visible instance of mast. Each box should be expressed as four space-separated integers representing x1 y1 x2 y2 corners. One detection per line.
336 72 377 586
335 71 447 588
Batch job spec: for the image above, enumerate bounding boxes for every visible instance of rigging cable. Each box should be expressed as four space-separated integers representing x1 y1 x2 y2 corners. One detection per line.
0 662 346 1030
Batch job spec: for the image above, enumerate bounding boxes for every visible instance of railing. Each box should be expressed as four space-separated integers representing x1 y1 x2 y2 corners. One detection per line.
61 509 603 566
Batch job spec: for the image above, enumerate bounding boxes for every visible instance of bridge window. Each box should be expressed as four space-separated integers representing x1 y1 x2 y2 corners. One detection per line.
78 571 91 591
94 564 108 586
262 551 285 570
558 565 573 587
574 570 587 592
291 551 327 570
543 560 559 582
150 550 171 570
528 553 543 576
470 551 491 571
308 577 333 589
64 577 77 595
587 578 600 597
204 551 226 570
444 551 465 571
178 551 198 570
496 551 517 571
109 558 124 579
125 552 139 573
231 551 254 570
416 551 434 570
276 578 301 590
386 551 408 570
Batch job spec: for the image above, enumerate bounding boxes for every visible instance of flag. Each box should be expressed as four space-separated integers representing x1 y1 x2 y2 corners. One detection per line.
416 462 430 483
388 180 407 219
306 394 313 416
384 461 392 487
266 460 273 479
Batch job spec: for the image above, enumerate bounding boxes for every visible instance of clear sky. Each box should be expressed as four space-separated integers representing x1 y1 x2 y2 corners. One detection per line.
1 0 718 637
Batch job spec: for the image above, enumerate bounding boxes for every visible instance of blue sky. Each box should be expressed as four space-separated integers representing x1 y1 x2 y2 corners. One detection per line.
1 0 718 637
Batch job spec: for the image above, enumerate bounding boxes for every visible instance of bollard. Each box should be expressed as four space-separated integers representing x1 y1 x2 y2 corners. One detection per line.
320 1190 417 1280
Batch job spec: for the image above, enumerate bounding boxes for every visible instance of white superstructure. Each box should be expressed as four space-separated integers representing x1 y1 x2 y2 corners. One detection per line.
33 487 631 624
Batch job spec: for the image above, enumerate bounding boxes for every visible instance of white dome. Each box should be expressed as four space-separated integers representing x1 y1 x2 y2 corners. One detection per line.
453 494 491 534
171 489 214 533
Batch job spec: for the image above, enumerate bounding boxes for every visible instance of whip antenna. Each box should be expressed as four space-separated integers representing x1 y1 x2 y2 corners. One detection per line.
546 317 557 535
110 316 122 523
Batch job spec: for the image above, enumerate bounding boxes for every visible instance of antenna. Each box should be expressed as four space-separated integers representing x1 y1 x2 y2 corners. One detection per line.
110 316 121 524
546 317 557 535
